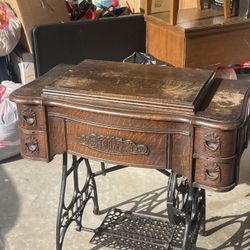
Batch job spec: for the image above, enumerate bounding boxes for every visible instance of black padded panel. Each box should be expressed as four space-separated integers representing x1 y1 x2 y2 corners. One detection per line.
31 15 146 77
0 56 9 81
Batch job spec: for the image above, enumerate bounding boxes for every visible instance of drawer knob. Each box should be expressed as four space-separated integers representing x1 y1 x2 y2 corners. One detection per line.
203 133 220 152
204 163 221 182
25 117 36 125
25 137 39 153
28 143 38 152
22 108 36 126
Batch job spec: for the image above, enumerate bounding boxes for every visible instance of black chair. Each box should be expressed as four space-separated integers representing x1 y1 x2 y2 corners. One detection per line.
31 15 146 77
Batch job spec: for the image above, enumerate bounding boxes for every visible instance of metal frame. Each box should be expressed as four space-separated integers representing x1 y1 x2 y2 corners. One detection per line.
56 153 127 249
56 153 206 250
166 172 206 249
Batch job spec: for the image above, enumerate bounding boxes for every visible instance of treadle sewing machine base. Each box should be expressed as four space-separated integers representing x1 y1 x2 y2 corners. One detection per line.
90 208 184 250
10 60 250 250
57 153 205 250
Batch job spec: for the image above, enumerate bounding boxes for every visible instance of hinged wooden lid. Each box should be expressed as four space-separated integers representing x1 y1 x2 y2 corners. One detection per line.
42 59 215 114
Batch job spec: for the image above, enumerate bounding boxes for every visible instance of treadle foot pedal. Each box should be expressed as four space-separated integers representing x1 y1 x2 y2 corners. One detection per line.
90 208 185 249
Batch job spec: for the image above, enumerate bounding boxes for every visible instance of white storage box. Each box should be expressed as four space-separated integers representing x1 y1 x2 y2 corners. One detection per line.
11 48 35 84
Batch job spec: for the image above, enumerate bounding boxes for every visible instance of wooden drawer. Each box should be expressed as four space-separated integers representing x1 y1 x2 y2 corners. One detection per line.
66 121 167 168
20 131 48 161
194 159 235 191
194 127 237 158
18 105 46 131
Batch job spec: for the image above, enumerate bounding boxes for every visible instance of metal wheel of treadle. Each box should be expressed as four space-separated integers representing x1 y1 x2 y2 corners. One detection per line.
167 171 206 250
182 186 206 250
167 171 189 225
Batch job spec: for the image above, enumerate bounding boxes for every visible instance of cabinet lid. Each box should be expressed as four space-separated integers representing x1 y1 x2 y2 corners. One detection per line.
42 59 215 114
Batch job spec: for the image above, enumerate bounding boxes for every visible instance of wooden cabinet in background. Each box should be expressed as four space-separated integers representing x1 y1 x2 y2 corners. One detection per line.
145 1 250 70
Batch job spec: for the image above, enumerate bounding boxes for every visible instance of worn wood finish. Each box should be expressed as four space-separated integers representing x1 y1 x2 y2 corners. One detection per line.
146 8 250 69
10 60 250 192
42 60 215 114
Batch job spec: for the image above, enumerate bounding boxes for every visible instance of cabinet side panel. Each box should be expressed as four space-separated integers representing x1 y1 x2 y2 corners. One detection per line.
146 21 185 66
171 134 192 180
47 116 66 157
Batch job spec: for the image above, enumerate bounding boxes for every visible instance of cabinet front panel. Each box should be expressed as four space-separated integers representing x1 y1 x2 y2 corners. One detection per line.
66 120 168 168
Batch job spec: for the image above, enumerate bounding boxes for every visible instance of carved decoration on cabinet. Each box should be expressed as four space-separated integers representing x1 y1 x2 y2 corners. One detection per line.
204 162 221 182
24 136 39 153
22 108 37 126
203 132 221 152
78 133 150 156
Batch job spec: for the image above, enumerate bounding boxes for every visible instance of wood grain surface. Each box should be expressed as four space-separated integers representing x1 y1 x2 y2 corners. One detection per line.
10 60 250 192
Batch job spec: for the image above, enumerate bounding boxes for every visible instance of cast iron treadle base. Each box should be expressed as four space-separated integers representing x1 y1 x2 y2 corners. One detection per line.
90 208 184 249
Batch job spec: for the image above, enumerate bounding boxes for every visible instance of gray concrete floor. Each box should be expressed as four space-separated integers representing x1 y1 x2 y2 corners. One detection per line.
0 146 249 250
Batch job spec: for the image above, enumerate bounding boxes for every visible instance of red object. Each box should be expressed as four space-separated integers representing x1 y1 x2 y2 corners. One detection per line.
84 9 96 20
218 61 250 70
0 3 10 30
112 0 119 7
0 85 6 102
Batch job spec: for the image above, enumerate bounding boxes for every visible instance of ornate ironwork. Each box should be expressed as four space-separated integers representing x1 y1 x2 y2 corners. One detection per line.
203 132 220 152
22 108 36 126
90 208 178 249
56 153 99 250
182 187 206 249
56 156 205 250
204 162 221 182
167 172 189 225
167 171 206 250
78 133 149 155
25 136 39 153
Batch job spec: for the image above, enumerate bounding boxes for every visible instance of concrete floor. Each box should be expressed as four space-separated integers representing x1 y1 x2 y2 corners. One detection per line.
0 146 249 250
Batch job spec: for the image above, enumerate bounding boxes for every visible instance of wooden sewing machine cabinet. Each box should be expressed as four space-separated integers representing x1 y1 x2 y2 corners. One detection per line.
10 60 250 249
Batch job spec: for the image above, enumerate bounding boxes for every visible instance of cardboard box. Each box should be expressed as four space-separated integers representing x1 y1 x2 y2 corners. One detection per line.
11 47 35 84
5 0 69 52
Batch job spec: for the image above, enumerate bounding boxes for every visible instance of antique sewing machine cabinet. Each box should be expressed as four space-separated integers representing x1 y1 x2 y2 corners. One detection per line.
10 60 250 250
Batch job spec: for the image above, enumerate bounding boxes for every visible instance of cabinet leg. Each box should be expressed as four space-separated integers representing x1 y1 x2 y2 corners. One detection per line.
56 153 99 250
167 172 206 249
